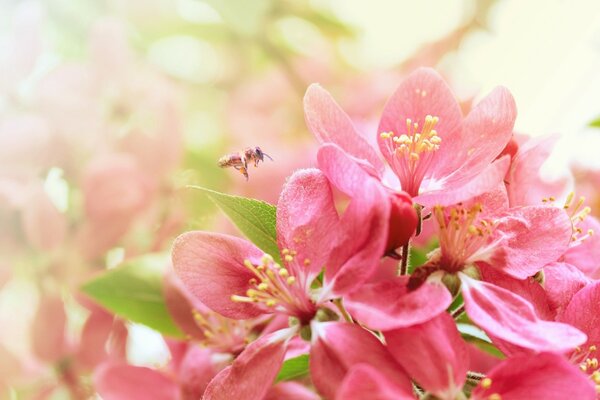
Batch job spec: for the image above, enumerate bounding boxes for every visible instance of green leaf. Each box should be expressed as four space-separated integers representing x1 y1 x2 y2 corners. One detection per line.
457 323 505 359
276 354 309 382
590 116 600 128
81 254 184 338
189 186 281 263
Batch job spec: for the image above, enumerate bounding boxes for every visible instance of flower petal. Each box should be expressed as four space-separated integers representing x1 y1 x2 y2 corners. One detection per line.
385 313 468 399
203 328 292 400
450 86 516 180
471 353 595 400
94 363 179 400
378 68 463 179
178 346 219 400
277 169 339 284
460 274 586 353
317 143 376 197
31 292 67 363
304 84 384 175
558 280 600 347
336 364 414 400
310 322 412 400
172 231 265 319
265 382 319 400
345 276 451 330
543 262 590 315
492 205 572 279
563 216 600 277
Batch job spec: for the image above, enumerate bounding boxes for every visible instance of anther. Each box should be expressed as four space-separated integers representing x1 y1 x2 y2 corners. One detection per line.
481 378 492 389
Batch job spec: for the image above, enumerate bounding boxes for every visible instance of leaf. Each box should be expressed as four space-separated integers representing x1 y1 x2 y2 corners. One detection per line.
590 117 600 128
81 254 184 338
457 323 505 359
276 354 309 382
188 186 281 263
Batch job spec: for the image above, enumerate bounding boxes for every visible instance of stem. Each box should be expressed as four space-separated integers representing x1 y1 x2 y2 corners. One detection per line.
451 305 465 319
399 242 410 275
333 298 353 323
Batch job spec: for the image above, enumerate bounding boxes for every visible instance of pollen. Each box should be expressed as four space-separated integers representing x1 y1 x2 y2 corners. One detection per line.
481 377 492 389
488 394 502 400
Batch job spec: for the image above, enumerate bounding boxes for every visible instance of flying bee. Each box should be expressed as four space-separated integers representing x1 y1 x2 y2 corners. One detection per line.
218 146 273 180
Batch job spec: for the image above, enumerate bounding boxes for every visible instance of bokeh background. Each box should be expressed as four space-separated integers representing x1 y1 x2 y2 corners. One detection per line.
1 0 600 398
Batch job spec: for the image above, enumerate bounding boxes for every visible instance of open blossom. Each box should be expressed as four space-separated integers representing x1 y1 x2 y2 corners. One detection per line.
172 168 415 398
305 67 516 207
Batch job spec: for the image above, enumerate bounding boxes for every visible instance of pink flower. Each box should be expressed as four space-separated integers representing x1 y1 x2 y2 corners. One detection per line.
471 353 596 400
305 67 516 207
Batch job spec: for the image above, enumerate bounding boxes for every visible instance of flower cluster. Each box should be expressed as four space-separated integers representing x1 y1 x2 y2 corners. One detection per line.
171 68 600 399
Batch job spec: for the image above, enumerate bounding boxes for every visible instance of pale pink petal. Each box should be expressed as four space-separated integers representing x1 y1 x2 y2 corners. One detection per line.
543 262 591 315
75 309 114 370
492 205 572 279
304 84 385 175
94 363 179 400
471 353 595 400
449 86 516 180
558 280 600 347
336 364 414 400
460 274 586 353
378 68 463 179
310 322 412 400
563 216 600 277
203 329 291 400
265 382 319 400
31 292 67 363
385 313 468 399
466 343 502 375
277 169 339 283
507 135 570 207
416 156 510 207
344 276 451 330
178 346 219 400
21 185 67 251
478 264 553 320
172 231 265 319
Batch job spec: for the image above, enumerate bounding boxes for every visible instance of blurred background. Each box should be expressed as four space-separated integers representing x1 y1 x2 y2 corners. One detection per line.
1 0 600 398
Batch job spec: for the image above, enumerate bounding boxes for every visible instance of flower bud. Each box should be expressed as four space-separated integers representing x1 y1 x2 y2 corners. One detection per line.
385 190 418 254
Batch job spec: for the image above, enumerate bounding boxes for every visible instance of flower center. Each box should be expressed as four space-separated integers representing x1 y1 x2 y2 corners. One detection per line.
192 309 252 354
434 203 496 272
544 192 593 243
231 253 316 321
380 115 442 196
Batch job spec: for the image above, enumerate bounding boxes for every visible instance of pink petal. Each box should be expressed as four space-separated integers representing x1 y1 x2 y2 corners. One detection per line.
471 353 595 400
94 363 179 400
21 185 67 251
558 280 600 347
478 264 553 320
317 143 376 197
385 313 468 399
507 135 569 207
563 216 600 277
310 322 412 400
178 346 219 400
31 292 67 363
172 231 265 319
304 84 385 175
203 329 291 400
265 382 319 400
325 178 390 295
460 274 586 353
75 309 115 370
544 262 590 315
377 68 463 179
344 276 451 330
277 169 339 284
163 272 207 341
449 86 516 181
336 364 414 400
492 205 572 279
415 156 510 207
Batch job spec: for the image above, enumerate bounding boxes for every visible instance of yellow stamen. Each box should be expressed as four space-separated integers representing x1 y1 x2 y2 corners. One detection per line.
481 377 492 389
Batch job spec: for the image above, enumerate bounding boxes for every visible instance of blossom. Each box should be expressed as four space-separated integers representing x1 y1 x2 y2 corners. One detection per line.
305 67 516 207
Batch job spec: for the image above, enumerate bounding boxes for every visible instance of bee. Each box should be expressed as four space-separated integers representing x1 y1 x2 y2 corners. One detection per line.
218 146 273 180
